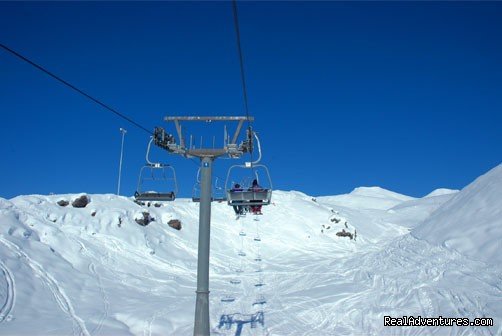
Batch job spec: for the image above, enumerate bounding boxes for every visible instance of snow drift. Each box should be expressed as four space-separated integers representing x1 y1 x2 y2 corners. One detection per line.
412 164 502 265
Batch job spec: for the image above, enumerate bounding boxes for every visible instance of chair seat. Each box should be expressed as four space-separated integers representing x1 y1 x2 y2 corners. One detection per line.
192 196 227 202
227 189 271 206
135 191 175 202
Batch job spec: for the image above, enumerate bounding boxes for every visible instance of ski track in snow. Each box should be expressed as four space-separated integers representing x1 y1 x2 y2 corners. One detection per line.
95 234 189 276
144 307 172 336
0 259 15 323
0 236 90 336
88 262 109 335
1 182 501 335
77 239 109 336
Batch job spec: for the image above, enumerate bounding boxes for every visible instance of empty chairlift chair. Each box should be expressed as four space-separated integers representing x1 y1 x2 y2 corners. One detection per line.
213 177 227 202
192 169 227 202
135 137 178 202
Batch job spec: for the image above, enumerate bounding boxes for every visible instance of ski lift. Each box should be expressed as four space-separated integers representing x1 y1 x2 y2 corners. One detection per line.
221 295 236 303
135 137 178 202
252 296 267 306
225 132 272 207
192 169 227 202
230 279 241 285
192 170 202 202
213 177 226 202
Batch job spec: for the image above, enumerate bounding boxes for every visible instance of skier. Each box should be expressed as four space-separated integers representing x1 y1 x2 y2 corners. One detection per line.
231 183 245 216
249 179 263 215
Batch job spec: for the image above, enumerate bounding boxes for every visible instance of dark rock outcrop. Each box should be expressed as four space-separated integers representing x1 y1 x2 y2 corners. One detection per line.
135 212 154 226
168 219 182 231
336 229 354 240
72 195 90 208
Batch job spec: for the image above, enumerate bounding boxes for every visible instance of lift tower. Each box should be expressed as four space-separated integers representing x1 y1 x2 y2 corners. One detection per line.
153 116 254 336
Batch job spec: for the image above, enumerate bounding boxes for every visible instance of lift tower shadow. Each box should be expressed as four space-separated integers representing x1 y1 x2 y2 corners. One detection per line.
218 311 265 336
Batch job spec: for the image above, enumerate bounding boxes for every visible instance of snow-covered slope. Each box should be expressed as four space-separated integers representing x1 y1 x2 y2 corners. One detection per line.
424 188 459 198
318 186 415 210
413 164 502 265
0 175 500 335
386 193 458 229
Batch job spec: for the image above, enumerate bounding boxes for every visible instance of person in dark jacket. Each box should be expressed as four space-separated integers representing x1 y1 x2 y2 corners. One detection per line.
249 179 263 214
231 183 244 215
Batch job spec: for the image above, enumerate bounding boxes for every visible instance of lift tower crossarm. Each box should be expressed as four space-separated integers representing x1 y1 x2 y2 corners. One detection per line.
162 116 254 159
164 116 254 121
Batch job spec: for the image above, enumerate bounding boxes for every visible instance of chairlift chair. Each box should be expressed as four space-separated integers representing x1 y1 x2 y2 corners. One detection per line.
252 296 267 306
221 295 236 303
135 137 178 202
225 163 272 207
213 177 227 202
192 169 227 202
225 130 272 207
192 183 201 202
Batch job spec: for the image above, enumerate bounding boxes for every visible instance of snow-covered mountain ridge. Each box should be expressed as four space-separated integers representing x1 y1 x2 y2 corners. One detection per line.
317 186 415 211
412 164 502 265
0 165 501 335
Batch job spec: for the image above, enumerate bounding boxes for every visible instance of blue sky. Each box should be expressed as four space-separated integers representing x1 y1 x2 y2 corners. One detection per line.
1 1 501 199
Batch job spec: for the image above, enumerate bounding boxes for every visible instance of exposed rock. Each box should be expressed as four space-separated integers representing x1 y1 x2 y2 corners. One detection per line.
57 200 69 207
91 211 97 217
72 195 90 208
135 212 154 226
336 229 353 240
168 219 182 231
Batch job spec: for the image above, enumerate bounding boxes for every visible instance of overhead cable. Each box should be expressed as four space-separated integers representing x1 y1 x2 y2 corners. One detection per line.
0 42 152 135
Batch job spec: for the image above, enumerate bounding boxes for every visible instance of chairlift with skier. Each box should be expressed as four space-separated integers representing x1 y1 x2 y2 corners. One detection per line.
225 131 272 208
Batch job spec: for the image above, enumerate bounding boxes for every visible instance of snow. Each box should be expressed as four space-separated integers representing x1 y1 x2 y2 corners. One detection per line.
318 186 415 211
424 188 459 198
412 164 502 265
0 166 501 335
386 193 458 229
